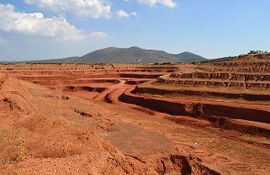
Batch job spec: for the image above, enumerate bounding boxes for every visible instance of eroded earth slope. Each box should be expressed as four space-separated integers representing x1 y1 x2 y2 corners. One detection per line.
0 54 269 175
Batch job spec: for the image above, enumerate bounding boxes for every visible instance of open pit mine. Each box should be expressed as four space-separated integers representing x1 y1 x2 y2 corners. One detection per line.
0 53 269 175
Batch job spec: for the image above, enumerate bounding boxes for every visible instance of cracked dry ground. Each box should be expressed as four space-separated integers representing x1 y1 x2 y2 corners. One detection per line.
0 66 269 174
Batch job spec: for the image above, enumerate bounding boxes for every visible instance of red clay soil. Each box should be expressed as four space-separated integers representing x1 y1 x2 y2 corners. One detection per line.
0 62 269 175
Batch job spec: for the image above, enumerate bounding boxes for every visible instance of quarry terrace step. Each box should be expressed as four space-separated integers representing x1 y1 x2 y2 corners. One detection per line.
119 88 270 124
132 86 270 101
169 72 270 81
157 77 270 90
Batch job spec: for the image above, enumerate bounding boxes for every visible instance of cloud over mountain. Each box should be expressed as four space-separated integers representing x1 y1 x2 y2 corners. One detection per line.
0 3 83 41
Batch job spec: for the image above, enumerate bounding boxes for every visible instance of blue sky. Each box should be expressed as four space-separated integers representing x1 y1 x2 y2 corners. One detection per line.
0 0 269 61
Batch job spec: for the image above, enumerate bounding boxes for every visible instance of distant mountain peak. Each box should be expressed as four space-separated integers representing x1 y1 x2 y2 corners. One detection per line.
129 46 141 49
12 47 207 64
181 51 193 54
175 51 206 62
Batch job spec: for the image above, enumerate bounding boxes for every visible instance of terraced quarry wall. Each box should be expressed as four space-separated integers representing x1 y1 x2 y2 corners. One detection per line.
0 60 270 174
127 54 270 135
120 87 270 124
1 60 269 133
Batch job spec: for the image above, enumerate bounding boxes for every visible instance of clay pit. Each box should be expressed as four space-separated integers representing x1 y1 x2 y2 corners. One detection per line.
0 54 270 174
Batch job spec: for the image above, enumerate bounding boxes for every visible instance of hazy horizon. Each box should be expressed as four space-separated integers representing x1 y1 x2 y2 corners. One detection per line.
0 0 269 61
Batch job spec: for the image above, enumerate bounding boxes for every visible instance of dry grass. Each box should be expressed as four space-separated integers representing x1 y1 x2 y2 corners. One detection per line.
0 124 26 166
0 113 86 170
19 114 84 159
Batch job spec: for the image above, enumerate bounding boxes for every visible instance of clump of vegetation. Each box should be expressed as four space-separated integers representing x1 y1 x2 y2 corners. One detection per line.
248 50 268 54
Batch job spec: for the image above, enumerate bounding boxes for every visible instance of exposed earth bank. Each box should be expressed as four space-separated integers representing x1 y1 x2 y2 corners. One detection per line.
0 59 269 175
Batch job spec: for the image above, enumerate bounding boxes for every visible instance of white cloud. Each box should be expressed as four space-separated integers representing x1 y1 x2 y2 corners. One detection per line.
116 10 137 18
116 10 130 18
90 32 107 40
137 0 176 8
24 0 112 19
130 12 137 17
0 3 83 41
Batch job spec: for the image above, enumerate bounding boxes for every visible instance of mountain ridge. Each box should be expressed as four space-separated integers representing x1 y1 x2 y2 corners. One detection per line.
1 46 208 64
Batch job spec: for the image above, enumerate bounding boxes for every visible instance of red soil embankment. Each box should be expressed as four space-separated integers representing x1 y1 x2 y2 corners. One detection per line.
158 77 270 91
20 77 120 86
170 72 270 81
119 91 187 115
125 80 149 85
119 88 270 124
63 86 106 93
120 73 163 78
133 86 270 101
